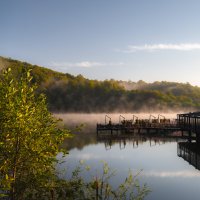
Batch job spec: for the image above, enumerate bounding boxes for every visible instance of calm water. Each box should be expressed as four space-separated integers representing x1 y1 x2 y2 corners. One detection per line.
56 113 200 200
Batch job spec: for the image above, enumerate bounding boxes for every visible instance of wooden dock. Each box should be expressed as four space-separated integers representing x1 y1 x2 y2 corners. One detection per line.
96 123 181 134
96 112 200 142
177 111 200 143
96 114 182 135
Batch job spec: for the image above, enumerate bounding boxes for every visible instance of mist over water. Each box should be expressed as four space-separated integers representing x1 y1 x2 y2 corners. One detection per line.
54 112 178 127
56 112 200 200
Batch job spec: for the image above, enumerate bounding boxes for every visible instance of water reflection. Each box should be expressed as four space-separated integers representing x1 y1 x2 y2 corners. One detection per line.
143 170 200 178
178 142 200 170
57 113 200 200
99 132 200 172
97 133 184 150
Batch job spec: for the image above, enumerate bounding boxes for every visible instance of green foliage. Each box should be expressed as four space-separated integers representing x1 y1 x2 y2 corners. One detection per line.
1 56 200 112
56 161 150 200
0 68 71 199
0 66 150 199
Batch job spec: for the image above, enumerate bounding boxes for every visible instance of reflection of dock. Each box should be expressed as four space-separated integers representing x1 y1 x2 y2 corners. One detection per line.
97 133 187 150
178 142 200 170
97 133 193 141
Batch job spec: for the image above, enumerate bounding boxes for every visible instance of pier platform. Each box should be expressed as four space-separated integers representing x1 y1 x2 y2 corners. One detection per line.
96 123 181 134
96 114 183 135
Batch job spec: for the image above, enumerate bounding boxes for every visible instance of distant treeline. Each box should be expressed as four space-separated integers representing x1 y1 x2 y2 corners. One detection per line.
1 56 200 112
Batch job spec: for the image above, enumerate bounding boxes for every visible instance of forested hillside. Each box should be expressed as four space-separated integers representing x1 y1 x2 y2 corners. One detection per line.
1 56 200 112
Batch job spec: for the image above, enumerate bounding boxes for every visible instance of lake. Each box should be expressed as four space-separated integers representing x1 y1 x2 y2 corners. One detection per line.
56 113 200 200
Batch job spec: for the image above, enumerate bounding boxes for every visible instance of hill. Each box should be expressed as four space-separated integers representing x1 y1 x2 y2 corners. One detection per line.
0 56 200 113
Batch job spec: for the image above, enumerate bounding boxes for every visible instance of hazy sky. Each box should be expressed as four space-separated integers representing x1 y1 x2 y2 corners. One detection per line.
1 0 200 85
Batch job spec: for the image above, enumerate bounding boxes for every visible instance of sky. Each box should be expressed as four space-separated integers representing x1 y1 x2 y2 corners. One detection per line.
1 0 200 85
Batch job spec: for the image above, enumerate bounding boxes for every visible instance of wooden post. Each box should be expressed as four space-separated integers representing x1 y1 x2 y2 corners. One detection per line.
195 117 197 133
196 132 200 144
188 116 191 142
188 130 191 143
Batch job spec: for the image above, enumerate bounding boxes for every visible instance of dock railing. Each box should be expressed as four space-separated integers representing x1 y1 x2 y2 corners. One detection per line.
97 114 180 135
177 112 200 143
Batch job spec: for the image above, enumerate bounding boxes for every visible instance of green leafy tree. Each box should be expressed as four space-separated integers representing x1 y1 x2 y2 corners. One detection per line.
0 67 150 200
0 68 71 199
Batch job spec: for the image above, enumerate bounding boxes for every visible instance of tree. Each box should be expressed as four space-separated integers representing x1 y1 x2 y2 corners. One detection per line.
0 68 71 199
0 68 150 200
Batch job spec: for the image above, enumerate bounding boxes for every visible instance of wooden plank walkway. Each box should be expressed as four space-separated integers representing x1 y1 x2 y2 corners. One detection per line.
97 123 181 133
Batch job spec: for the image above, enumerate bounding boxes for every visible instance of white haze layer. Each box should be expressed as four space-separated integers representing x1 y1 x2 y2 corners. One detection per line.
54 113 178 126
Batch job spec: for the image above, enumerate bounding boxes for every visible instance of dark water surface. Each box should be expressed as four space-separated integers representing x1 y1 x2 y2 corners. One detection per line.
56 113 200 200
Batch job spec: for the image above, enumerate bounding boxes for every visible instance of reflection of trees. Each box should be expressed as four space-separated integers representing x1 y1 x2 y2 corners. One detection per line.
61 125 97 151
62 122 187 151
